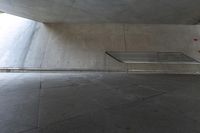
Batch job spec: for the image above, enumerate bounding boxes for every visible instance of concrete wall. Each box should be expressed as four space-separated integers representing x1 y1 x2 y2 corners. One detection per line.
24 23 200 73
124 24 200 73
24 23 126 71
1 18 200 73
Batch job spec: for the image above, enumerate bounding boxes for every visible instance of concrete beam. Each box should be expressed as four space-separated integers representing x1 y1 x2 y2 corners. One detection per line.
0 0 200 24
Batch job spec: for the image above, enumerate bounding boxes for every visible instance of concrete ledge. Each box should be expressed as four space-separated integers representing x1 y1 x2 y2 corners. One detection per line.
0 68 125 73
128 63 200 74
128 70 200 75
0 67 200 75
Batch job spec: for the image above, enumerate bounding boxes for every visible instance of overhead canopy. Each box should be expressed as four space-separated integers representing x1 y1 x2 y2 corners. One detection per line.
0 0 200 24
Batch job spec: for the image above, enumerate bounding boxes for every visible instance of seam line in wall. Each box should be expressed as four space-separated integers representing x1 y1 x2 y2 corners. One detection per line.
123 24 127 51
40 25 51 68
123 24 129 72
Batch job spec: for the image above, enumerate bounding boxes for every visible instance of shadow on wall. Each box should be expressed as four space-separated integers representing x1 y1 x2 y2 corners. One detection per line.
24 23 200 73
36 23 126 70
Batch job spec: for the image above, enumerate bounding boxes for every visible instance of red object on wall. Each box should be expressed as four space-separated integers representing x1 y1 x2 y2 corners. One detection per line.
193 38 198 41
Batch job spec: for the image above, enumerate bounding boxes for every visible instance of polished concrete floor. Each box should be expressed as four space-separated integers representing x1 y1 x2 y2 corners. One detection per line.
0 72 200 133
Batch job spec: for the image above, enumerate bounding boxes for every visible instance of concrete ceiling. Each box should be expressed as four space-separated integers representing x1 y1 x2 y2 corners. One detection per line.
0 0 200 24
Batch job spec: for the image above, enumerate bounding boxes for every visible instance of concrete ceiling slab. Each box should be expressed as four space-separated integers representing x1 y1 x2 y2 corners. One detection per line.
0 0 200 24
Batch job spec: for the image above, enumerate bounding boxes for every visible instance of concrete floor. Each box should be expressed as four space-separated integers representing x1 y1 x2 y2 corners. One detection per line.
0 72 200 133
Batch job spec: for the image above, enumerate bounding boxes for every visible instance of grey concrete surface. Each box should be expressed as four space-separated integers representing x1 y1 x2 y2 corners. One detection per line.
20 23 200 73
1 14 200 73
0 0 200 24
0 72 200 133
